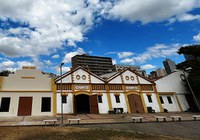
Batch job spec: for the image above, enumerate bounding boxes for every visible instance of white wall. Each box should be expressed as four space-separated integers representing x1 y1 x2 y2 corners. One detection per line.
0 92 54 117
56 93 73 114
155 71 188 94
110 93 128 113
160 95 180 112
143 93 160 112
177 94 190 111
2 69 52 91
97 93 109 114
109 76 122 84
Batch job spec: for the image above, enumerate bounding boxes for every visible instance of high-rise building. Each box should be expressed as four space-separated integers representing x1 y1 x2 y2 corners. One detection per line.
163 58 176 74
114 64 140 72
71 54 115 75
149 71 158 78
156 68 166 77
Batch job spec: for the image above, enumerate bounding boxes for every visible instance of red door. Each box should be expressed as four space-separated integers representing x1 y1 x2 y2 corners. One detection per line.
90 95 99 114
18 97 32 116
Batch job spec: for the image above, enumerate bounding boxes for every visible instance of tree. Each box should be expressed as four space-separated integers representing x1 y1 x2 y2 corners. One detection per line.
177 44 200 111
0 70 14 76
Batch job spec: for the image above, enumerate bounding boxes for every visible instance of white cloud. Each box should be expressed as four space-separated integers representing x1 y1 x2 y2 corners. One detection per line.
120 58 134 63
0 0 199 59
43 60 53 66
120 44 180 64
0 59 33 72
193 33 200 42
108 0 200 24
0 0 104 57
52 54 59 59
62 47 85 63
112 59 117 65
141 64 156 70
178 13 200 21
117 52 134 58
1 60 14 67
56 66 70 74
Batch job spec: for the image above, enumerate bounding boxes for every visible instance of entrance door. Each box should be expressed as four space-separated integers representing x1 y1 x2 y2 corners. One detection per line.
128 94 144 113
18 97 32 116
75 94 90 114
90 95 99 114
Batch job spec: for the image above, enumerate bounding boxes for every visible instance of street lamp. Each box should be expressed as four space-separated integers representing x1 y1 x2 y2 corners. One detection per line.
182 67 200 112
60 62 64 125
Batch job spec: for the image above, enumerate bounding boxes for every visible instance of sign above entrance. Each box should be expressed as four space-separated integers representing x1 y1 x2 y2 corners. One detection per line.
75 85 89 90
126 86 138 90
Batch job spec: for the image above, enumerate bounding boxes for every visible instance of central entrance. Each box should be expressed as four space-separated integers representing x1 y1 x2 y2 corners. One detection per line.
18 97 33 116
74 94 99 114
75 94 90 114
128 94 144 113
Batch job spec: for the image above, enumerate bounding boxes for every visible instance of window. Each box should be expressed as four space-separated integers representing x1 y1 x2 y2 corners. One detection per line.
0 97 10 112
98 95 103 103
41 97 51 112
115 95 120 103
62 95 67 103
167 96 173 104
159 96 164 104
147 95 152 103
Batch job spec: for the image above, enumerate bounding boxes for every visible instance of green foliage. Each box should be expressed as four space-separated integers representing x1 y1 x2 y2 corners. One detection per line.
0 70 14 76
177 44 200 96
178 44 200 57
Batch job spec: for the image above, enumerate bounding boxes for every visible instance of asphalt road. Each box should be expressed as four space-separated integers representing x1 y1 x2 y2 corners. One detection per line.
74 121 200 140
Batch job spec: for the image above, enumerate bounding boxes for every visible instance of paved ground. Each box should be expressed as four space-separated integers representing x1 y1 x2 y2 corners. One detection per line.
77 121 200 140
0 112 200 139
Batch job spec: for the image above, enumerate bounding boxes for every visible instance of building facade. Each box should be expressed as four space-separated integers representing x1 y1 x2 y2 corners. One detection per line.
155 70 190 112
163 58 176 75
156 68 166 77
0 66 56 117
72 54 115 76
55 66 163 114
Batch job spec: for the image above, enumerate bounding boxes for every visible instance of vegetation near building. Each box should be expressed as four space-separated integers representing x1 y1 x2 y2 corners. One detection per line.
177 44 200 111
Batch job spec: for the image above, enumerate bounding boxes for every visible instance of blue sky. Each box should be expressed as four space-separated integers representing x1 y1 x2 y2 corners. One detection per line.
0 0 200 75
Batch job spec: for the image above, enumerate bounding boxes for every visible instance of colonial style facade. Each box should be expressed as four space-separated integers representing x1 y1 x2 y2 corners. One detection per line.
55 66 165 114
0 66 56 116
0 66 189 117
155 70 190 112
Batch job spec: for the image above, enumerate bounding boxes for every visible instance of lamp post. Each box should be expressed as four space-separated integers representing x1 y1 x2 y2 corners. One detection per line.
60 62 64 125
183 67 200 112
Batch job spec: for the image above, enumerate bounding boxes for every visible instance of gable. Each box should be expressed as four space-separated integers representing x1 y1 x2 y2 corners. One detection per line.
2 69 52 91
138 76 152 84
73 69 89 83
122 70 138 84
90 74 104 83
108 74 122 84
56 73 72 83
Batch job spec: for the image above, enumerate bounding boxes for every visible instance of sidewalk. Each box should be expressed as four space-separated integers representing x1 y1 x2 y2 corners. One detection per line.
0 112 199 126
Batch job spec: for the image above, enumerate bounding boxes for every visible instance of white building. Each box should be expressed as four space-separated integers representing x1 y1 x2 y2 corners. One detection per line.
55 66 162 114
155 70 190 112
0 66 56 117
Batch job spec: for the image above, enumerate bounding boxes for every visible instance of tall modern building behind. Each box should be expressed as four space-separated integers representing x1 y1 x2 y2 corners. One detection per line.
163 58 176 75
72 54 116 75
156 68 166 77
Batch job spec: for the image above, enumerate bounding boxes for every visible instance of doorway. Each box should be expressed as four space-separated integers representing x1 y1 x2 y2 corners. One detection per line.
128 94 144 113
75 94 90 114
74 94 99 114
18 97 32 116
